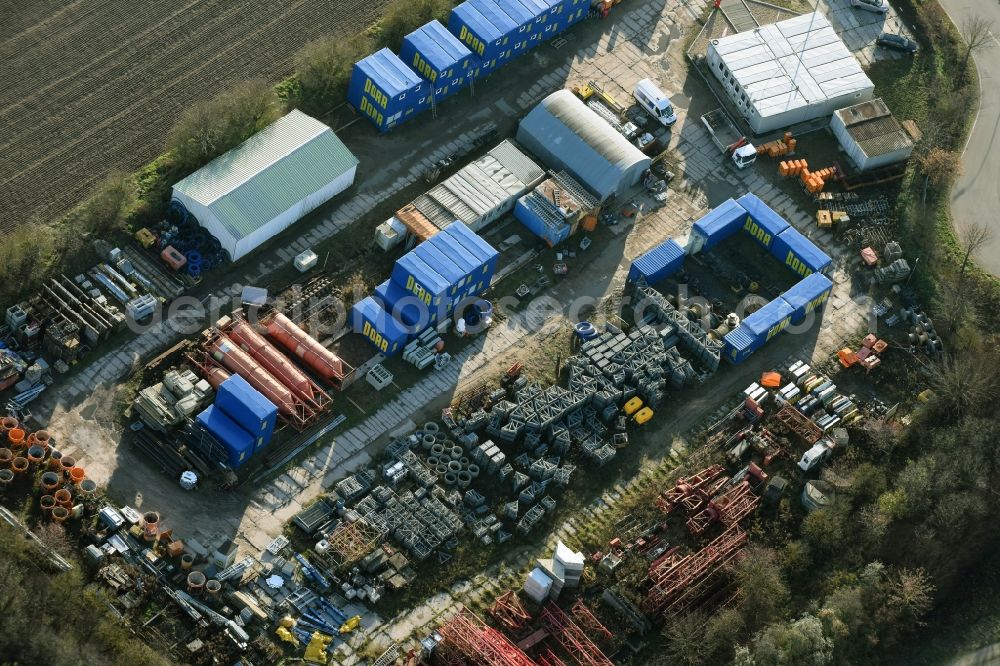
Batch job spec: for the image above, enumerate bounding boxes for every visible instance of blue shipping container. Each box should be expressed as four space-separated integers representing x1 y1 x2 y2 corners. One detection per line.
558 0 589 30
351 297 411 355
723 325 758 365
196 405 255 468
692 198 747 251
374 279 439 328
391 252 454 309
471 0 527 60
413 241 470 295
400 20 475 100
780 273 833 324
743 297 795 344
736 193 790 250
628 238 686 285
216 375 278 449
514 195 572 247
449 0 516 61
348 49 429 132
770 227 833 277
442 221 500 283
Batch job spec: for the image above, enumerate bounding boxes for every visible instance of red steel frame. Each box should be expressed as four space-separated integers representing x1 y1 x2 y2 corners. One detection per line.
569 599 613 642
490 591 532 633
537 649 568 666
438 608 537 666
644 525 748 615
656 464 726 514
539 604 613 666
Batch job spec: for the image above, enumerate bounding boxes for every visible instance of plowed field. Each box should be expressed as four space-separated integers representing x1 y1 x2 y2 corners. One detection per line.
0 0 391 232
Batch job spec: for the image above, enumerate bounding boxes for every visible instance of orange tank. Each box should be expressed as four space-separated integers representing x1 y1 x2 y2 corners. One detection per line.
203 366 232 390
207 335 297 416
227 319 323 406
265 312 346 389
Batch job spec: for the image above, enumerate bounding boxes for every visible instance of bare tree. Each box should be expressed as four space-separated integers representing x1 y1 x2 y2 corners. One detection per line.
917 147 962 206
957 221 994 282
960 16 995 83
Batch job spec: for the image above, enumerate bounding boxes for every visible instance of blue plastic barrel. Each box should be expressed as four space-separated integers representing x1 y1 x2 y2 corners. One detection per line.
186 251 202 264
574 321 597 340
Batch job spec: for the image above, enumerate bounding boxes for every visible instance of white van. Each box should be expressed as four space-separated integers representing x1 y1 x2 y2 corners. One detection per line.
633 79 677 127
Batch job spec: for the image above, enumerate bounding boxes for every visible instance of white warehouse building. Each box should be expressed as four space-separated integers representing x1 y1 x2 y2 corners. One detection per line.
707 13 874 134
172 109 359 262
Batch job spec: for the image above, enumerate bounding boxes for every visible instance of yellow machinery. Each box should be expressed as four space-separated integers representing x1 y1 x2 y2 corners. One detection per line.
135 228 157 248
339 615 362 634
275 626 299 647
633 407 654 425
304 631 334 664
571 80 626 117
624 396 643 416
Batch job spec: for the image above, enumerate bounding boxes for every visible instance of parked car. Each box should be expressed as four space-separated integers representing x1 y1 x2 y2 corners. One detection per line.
851 0 889 13
876 32 918 53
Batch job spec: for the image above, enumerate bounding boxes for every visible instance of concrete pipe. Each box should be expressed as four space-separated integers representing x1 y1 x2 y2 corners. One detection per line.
431 443 446 457
54 488 73 508
459 457 469 468
1 416 17 431
443 472 458 486
0 448 12 467
46 450 62 471
143 512 160 541
427 455 440 466
205 579 222 597
421 435 436 451
40 471 61 495
435 463 449 476
40 495 55 517
11 457 29 474
449 446 462 461
423 421 440 434
447 460 462 473
180 553 194 570
7 428 25 450
0 469 13 487
69 467 86 486
467 464 480 478
79 479 98 498
457 471 472 489
51 506 70 523
26 446 44 466
434 432 446 443
187 571 206 594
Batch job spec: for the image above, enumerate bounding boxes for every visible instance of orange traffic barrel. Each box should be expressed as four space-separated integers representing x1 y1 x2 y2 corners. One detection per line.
33 430 51 450
11 457 29 474
54 488 73 508
69 467 86 486
59 456 75 477
8 428 25 449
52 506 69 523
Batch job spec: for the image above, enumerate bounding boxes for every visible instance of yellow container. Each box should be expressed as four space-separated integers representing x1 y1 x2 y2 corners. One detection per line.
633 407 654 425
624 397 644 416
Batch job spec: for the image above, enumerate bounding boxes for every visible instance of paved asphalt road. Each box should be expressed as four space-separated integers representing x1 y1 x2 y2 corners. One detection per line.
940 0 1000 276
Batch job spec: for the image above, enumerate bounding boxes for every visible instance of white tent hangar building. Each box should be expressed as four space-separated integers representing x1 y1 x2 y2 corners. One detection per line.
707 13 874 134
516 90 651 201
172 110 359 262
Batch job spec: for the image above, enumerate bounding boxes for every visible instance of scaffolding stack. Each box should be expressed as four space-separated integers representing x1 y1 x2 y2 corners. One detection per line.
325 519 385 568
376 489 463 561
636 281 725 372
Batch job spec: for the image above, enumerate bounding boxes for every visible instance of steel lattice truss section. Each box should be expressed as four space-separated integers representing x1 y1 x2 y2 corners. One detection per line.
539 604 613 666
326 519 384 568
644 526 748 614
775 404 823 444
490 591 532 633
656 464 726 514
537 649 568 666
686 481 757 536
438 608 537 666
569 599 613 642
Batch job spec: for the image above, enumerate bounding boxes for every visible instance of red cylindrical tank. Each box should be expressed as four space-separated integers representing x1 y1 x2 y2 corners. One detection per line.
265 313 346 388
228 319 319 403
203 366 232 390
207 335 297 416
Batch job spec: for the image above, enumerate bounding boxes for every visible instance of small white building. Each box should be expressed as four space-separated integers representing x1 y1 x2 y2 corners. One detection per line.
830 98 914 171
707 13 874 134
172 110 359 262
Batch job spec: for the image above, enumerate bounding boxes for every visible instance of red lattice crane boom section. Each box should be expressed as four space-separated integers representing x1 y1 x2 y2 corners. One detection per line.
686 480 760 536
643 526 748 614
655 464 726 514
490 591 532 633
539 604 613 666
537 649 568 666
569 599 613 642
437 608 537 666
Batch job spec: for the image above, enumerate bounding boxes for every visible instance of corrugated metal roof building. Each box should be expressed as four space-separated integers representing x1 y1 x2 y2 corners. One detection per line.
830 98 914 171
172 110 359 262
514 171 598 246
394 140 545 242
516 90 652 201
707 13 874 133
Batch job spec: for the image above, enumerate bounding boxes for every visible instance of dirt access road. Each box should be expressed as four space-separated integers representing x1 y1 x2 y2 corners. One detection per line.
0 0 393 232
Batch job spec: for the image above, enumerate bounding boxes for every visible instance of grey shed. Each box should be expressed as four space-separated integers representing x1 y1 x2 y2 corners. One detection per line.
516 90 651 201
830 98 914 172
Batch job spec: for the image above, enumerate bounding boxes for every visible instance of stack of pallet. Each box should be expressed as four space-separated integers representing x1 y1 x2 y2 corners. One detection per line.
757 131 797 158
